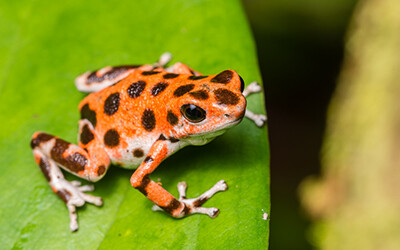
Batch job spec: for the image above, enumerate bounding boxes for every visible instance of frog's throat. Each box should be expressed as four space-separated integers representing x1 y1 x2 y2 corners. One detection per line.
181 129 228 146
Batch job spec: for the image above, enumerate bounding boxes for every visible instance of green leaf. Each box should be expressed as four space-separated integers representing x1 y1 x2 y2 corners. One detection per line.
0 0 270 248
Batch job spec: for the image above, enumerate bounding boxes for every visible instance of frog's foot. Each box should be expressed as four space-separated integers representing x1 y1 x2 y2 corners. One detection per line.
243 81 262 97
153 52 173 68
245 109 267 127
242 81 267 127
152 180 228 218
55 179 103 232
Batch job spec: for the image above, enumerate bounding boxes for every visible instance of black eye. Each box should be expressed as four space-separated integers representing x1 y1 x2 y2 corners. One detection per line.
180 104 206 123
239 76 245 93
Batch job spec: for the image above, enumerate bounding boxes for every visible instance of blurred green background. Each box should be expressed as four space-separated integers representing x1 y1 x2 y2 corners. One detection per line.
242 0 358 249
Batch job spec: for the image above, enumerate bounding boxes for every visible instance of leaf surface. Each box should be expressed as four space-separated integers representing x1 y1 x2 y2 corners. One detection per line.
0 0 269 248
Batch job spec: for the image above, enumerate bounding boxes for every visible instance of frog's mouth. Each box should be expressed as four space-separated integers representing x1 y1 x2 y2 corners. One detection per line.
186 119 239 141
179 109 245 146
233 116 244 124
225 112 245 127
204 114 244 135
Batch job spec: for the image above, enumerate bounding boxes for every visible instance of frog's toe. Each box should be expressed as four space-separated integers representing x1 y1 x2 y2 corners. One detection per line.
190 206 220 218
70 182 102 207
81 192 103 206
151 180 227 218
254 114 267 127
67 204 79 232
78 184 95 192
71 180 82 186
245 109 267 127
66 193 102 232
242 81 262 97
167 180 228 218
179 180 227 217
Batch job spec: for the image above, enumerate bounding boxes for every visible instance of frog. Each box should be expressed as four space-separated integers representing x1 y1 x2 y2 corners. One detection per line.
30 53 266 231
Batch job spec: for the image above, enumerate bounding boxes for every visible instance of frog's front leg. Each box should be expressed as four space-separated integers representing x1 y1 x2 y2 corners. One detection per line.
130 138 228 218
30 121 110 231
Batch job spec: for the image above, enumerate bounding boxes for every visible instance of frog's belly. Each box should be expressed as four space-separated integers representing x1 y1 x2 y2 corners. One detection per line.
105 136 154 170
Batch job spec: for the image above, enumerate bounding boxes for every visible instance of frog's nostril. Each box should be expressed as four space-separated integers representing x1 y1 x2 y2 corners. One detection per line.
224 114 230 118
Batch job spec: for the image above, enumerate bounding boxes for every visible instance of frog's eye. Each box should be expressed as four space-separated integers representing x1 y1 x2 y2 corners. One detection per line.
239 76 245 93
180 104 206 123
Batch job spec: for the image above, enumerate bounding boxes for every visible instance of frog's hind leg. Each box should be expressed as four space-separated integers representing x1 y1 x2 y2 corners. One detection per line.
243 81 267 127
161 52 201 76
75 65 142 93
75 52 173 93
30 121 110 231
165 62 202 76
130 139 228 219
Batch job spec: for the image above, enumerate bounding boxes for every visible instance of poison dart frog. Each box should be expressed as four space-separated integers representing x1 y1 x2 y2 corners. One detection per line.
30 53 266 231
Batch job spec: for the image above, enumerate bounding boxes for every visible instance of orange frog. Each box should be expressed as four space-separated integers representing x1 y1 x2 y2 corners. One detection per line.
30 53 266 231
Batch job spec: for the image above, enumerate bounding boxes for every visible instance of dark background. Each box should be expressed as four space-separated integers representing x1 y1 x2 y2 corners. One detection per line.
242 0 358 249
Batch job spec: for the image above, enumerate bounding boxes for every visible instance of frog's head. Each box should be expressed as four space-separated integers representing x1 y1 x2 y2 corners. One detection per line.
168 70 246 145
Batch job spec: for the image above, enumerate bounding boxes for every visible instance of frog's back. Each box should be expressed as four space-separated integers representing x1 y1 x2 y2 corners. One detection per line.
79 70 191 137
